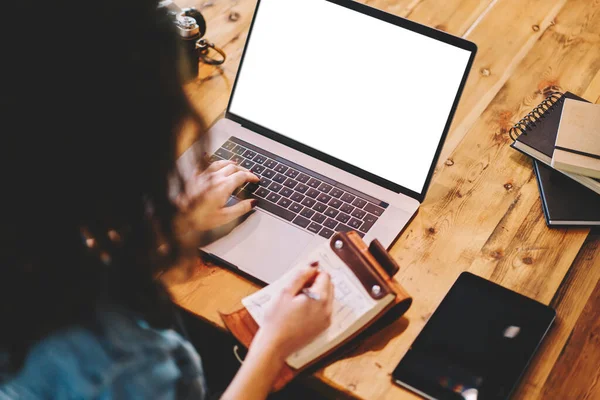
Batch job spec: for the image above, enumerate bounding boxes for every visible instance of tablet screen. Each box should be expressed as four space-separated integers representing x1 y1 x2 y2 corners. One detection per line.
392 272 555 400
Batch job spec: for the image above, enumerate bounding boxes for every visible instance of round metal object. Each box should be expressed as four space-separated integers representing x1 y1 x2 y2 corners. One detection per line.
371 285 381 296
175 15 200 37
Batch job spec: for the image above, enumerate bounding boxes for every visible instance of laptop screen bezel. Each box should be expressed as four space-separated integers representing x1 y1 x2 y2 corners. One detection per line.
225 0 478 203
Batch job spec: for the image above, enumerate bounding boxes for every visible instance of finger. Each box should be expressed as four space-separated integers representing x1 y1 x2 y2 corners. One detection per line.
326 274 335 312
284 267 319 295
217 198 258 224
224 171 260 193
174 193 190 211
216 163 241 177
186 172 212 199
205 160 235 174
310 271 332 302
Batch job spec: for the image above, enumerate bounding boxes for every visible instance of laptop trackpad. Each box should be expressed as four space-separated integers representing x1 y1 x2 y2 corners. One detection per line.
201 210 314 283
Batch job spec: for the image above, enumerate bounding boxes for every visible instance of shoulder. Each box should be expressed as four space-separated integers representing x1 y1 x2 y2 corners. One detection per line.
0 307 206 400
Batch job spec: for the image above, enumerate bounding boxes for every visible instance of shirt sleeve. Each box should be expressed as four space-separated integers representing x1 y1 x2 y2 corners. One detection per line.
0 309 207 400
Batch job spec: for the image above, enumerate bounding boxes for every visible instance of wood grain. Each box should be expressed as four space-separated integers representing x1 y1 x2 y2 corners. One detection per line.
541 236 600 400
293 0 600 397
514 233 600 399
581 66 600 104
361 0 424 18
408 0 495 36
162 0 600 398
513 78 600 400
436 0 568 165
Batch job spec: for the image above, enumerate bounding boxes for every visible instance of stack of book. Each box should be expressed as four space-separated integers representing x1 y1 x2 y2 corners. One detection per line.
510 92 600 227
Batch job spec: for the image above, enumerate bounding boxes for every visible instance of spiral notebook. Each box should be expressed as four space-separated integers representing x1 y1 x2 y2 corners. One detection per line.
509 91 600 195
533 160 600 226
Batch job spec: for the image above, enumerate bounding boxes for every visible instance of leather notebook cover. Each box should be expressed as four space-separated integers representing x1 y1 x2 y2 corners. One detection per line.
533 159 600 226
220 231 412 391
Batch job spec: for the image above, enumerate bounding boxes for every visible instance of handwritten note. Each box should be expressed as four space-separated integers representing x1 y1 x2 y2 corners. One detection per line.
242 241 391 369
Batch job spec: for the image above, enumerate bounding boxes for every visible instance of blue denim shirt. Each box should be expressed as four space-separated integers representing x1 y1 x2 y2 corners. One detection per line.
0 306 207 400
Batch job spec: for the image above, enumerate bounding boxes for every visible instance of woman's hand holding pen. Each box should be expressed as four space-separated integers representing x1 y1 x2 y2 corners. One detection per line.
223 263 334 400
253 263 334 362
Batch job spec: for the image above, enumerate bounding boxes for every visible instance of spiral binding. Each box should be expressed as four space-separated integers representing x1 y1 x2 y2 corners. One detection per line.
509 91 564 141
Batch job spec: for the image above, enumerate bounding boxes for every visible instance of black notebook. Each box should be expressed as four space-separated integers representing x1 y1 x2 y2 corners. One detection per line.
510 91 600 195
533 160 600 227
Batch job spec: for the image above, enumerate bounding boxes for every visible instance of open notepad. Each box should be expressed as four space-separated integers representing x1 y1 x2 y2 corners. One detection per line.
242 242 395 369
221 231 413 390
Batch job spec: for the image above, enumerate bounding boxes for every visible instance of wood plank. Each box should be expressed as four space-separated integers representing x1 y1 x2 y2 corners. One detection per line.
540 241 600 400
513 233 600 399
436 0 568 164
467 178 588 302
360 0 569 171
162 257 260 326
314 0 600 398
360 0 424 18
392 0 600 298
512 70 600 400
581 64 600 104
407 0 495 35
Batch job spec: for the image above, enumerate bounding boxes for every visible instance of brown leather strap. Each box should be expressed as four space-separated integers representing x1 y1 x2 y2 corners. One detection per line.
369 239 400 277
345 232 413 318
330 232 391 300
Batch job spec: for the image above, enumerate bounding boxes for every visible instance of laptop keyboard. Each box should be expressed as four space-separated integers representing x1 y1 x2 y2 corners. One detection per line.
210 136 387 239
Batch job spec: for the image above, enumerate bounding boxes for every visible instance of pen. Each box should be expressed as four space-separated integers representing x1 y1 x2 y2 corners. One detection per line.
302 288 321 301
301 261 322 300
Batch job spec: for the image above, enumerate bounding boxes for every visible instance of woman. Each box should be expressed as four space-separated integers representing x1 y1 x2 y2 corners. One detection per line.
1 0 333 398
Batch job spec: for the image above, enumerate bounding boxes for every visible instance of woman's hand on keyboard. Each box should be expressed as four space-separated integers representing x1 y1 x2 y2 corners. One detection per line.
177 160 259 231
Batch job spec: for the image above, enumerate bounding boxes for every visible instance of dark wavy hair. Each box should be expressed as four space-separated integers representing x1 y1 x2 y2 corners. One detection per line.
1 0 205 369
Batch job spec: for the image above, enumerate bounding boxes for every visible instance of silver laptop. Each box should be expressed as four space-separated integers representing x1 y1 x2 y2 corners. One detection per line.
178 0 477 284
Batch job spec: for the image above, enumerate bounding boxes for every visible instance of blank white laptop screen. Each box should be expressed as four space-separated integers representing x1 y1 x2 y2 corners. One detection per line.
229 0 472 195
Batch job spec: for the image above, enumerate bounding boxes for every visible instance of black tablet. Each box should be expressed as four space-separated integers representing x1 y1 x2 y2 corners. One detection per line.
392 272 556 400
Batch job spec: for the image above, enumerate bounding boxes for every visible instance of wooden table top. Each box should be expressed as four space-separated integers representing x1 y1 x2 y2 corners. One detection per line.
164 0 600 398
